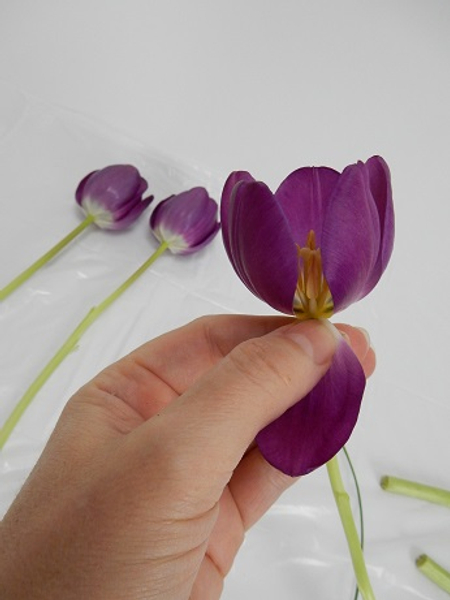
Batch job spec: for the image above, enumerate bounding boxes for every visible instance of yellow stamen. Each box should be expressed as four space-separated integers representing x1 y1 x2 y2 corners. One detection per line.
293 230 334 320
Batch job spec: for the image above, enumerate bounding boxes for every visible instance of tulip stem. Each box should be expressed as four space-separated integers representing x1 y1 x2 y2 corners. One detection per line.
343 447 364 600
416 554 450 594
327 455 376 600
0 241 169 449
380 475 450 508
0 215 95 301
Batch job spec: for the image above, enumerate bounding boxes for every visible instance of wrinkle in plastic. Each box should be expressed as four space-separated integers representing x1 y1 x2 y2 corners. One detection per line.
0 81 448 599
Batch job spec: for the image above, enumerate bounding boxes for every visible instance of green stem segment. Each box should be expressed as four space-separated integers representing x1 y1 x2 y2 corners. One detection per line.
327 455 376 600
0 241 169 449
380 476 450 508
0 215 95 301
416 555 450 594
343 447 364 600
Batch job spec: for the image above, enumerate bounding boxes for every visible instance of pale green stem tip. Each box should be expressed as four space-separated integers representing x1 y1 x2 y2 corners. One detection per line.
416 554 450 594
380 476 450 508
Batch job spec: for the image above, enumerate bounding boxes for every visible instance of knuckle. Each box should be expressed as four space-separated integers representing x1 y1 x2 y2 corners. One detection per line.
195 314 233 360
191 314 216 330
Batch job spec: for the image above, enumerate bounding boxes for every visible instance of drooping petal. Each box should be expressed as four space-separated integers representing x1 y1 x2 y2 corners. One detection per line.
321 162 381 312
359 156 395 294
221 171 255 259
274 166 340 247
256 337 366 476
225 180 299 314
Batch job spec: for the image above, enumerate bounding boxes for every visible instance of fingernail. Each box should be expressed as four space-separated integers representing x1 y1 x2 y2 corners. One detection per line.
340 330 351 344
283 319 339 366
357 327 371 347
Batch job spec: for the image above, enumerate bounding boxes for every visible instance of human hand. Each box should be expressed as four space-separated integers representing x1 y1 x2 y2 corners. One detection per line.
0 315 374 600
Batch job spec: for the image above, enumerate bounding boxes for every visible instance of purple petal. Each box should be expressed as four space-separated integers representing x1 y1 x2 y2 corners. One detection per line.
104 195 153 230
221 181 259 294
156 188 216 241
274 166 340 247
321 162 381 312
174 189 218 247
80 165 145 212
256 337 366 476
150 188 220 253
359 156 395 294
176 221 221 255
75 170 97 206
149 195 173 230
221 171 255 258
224 180 299 314
109 191 153 221
136 176 149 198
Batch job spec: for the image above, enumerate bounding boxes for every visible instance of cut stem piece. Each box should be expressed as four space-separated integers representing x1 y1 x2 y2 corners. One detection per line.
0 241 168 449
416 554 450 594
380 476 450 508
327 455 376 600
0 215 95 301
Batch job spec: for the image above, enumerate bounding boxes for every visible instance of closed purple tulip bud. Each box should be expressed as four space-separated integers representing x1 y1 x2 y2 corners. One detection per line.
75 164 153 230
220 156 395 476
150 187 220 254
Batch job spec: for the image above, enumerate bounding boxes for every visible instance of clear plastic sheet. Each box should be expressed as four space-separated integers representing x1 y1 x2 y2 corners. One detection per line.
0 80 449 599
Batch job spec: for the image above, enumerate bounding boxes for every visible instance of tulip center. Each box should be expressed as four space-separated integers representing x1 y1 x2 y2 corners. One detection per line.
293 230 334 320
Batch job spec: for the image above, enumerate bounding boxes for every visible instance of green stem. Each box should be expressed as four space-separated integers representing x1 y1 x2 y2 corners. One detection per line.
327 455 376 600
0 241 169 449
343 447 364 600
0 215 95 301
416 554 450 594
380 476 450 508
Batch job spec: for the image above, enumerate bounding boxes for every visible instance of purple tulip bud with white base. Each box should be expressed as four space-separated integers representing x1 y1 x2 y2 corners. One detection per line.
221 155 394 476
0 164 153 301
150 187 220 254
76 164 153 230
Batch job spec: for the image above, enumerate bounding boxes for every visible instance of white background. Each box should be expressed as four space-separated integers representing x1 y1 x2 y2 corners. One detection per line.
0 1 449 599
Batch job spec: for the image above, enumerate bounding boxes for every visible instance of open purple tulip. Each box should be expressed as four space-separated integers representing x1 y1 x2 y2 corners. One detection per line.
150 187 220 254
76 164 153 230
221 155 394 476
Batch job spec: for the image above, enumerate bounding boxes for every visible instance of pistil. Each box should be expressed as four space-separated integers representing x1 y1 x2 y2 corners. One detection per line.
293 230 334 320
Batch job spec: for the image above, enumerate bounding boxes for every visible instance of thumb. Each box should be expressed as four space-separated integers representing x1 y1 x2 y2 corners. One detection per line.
137 319 339 495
